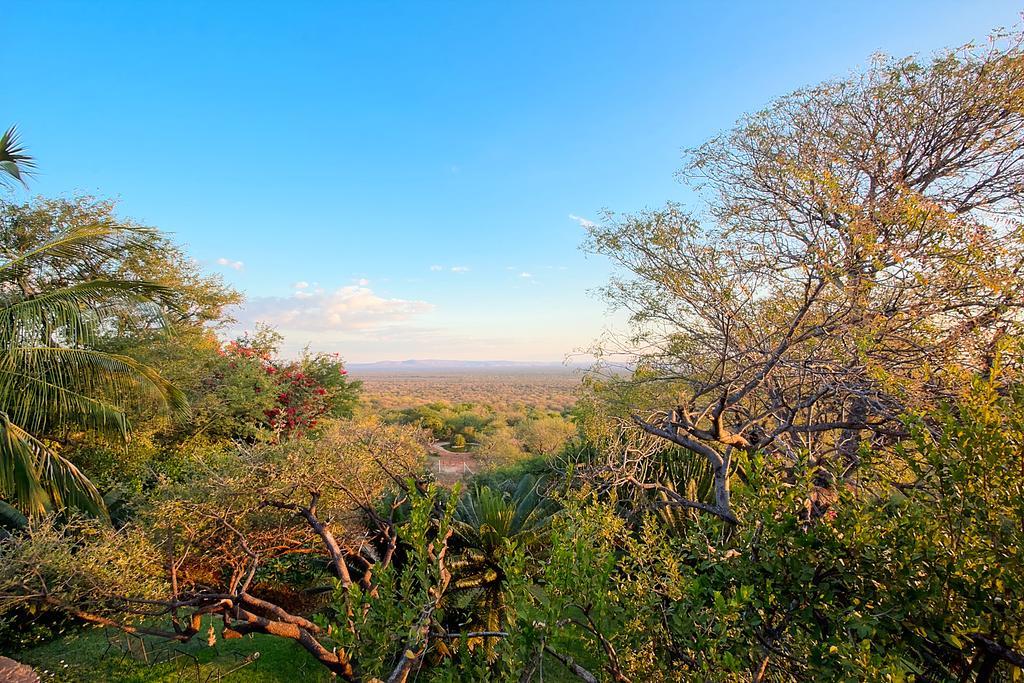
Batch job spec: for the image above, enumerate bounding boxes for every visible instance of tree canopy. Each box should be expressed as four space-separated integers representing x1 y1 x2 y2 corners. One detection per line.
586 32 1024 521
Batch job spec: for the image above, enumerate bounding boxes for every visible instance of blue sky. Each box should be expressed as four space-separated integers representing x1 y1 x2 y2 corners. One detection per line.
5 1 1020 361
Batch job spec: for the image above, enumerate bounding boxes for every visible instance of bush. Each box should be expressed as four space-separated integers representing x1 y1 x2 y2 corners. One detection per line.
495 377 1024 681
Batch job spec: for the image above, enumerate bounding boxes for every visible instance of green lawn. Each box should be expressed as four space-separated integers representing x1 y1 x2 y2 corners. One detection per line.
16 617 331 682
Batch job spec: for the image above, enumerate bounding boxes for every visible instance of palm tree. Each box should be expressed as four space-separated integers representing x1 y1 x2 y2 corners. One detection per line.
0 127 34 187
447 475 557 657
0 130 188 518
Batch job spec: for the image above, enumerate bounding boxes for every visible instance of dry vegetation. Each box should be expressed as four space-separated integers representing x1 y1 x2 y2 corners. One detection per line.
354 370 581 413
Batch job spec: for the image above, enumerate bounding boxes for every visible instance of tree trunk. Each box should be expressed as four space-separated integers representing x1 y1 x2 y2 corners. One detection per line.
836 395 867 471
713 457 731 518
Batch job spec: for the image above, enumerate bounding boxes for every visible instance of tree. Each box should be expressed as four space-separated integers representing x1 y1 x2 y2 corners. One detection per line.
1 196 240 333
0 156 190 517
514 415 576 455
0 419 462 681
586 32 1024 521
0 216 188 516
502 369 1024 681
475 425 526 468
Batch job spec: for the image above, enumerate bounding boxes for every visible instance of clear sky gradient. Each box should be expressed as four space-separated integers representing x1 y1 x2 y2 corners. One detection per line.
5 1 1021 361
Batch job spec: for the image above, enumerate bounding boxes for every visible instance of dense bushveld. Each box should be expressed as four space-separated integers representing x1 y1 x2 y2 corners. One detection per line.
380 395 577 462
358 370 579 414
3 29 1024 682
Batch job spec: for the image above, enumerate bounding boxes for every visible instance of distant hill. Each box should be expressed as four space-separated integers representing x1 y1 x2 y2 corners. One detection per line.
347 359 590 373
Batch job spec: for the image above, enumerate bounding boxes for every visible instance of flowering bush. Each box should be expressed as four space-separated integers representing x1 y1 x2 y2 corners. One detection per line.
222 330 362 440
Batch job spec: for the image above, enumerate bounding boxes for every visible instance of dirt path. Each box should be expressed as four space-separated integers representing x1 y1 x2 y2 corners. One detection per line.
428 442 477 485
428 441 459 457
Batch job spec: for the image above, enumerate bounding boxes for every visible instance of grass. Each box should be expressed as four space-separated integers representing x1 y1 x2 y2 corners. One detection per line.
16 616 331 682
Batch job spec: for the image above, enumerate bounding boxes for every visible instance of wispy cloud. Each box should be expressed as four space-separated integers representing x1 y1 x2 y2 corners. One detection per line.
568 214 596 229
293 281 309 289
429 265 470 274
235 285 434 334
519 272 533 278
217 257 245 271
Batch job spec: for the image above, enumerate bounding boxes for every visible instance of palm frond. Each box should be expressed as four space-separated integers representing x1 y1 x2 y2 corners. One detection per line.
455 475 556 553
0 222 162 281
0 126 35 188
0 366 130 439
0 412 106 519
0 279 177 347
0 346 189 425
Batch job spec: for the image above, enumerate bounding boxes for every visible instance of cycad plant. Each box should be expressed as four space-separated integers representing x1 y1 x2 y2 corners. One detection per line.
646 446 715 534
447 475 557 656
0 132 187 517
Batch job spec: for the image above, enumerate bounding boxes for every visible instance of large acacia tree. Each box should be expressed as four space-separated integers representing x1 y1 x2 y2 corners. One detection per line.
586 33 1024 521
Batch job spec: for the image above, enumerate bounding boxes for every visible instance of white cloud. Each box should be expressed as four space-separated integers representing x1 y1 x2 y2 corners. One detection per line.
568 214 596 229
357 278 370 286
235 285 434 334
293 281 309 289
429 265 444 271
519 272 533 278
450 266 470 273
216 257 245 271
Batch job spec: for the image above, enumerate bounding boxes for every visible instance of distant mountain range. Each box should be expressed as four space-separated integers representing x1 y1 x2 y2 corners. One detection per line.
346 359 591 373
